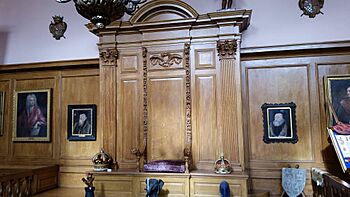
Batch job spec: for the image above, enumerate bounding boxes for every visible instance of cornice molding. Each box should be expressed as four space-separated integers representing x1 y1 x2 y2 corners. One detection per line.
87 9 252 35
0 58 99 73
241 40 350 61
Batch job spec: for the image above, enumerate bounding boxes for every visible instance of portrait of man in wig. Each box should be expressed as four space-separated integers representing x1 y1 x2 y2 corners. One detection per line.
17 93 47 137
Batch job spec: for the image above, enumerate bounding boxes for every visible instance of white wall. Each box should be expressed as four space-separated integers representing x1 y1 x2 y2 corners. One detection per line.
0 0 350 64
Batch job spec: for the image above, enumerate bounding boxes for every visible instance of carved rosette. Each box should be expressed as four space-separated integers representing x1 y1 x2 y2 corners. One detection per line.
150 52 183 68
217 40 237 60
142 47 148 164
99 48 118 66
184 43 192 145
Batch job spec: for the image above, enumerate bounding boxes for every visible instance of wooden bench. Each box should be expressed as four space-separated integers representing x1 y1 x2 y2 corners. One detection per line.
0 165 58 197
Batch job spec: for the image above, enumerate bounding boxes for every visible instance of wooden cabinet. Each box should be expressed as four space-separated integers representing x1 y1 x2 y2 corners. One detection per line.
90 1 251 196
93 171 247 197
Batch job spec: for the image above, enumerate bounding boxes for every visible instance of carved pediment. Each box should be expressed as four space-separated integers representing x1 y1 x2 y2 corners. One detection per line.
130 0 199 24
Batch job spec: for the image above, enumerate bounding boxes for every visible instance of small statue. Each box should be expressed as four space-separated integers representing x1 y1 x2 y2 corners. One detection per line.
214 154 232 174
82 173 95 197
222 0 233 10
145 178 164 197
49 15 67 40
82 173 94 188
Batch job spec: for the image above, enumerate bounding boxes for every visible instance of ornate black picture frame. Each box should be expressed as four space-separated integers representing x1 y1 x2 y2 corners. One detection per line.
67 104 96 141
261 102 298 144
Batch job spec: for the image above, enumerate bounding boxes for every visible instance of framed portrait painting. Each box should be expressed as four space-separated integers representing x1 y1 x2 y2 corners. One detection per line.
67 104 96 141
261 102 298 144
324 75 350 126
0 91 4 136
13 89 51 142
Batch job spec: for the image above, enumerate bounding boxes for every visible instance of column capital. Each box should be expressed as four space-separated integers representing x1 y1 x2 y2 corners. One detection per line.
99 48 118 66
217 40 237 60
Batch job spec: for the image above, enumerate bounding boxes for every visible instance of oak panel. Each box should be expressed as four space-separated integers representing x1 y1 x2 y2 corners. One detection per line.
193 75 218 169
121 55 139 73
0 80 10 157
148 77 185 161
118 79 140 166
195 49 216 69
247 65 313 161
61 75 100 159
220 60 240 163
190 177 247 197
136 176 189 197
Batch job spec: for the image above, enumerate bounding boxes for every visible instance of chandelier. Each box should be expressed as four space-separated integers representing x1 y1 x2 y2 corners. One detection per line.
56 0 147 28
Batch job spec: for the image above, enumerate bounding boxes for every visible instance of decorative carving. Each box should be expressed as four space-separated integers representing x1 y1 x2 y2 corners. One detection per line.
184 43 192 145
150 52 182 68
49 15 67 40
131 148 145 172
142 47 148 165
82 173 94 188
217 40 237 60
299 0 324 18
184 43 192 173
99 48 118 66
184 147 191 173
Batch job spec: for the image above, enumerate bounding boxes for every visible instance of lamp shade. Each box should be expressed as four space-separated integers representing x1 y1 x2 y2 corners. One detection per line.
57 0 146 28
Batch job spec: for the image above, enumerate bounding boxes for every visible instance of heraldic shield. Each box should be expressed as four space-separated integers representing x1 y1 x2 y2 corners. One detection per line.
282 168 306 197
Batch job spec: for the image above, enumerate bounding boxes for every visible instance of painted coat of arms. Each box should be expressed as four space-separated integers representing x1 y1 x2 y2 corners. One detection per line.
299 0 324 18
49 15 67 40
282 168 306 197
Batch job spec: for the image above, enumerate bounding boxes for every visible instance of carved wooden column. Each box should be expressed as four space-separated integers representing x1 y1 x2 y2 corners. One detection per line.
98 32 118 158
217 39 244 171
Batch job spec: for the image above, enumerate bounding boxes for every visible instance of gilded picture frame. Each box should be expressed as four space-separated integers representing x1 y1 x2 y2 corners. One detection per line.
261 102 298 144
324 75 350 127
0 91 4 136
67 104 96 141
13 89 51 142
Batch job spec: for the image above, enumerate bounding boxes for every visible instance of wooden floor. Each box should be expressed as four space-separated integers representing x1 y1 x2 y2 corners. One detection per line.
33 188 84 197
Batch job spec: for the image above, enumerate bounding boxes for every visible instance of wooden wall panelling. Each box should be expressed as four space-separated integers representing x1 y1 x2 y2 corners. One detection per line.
117 50 142 169
216 39 244 171
241 50 350 196
246 65 313 162
98 33 118 158
148 76 186 161
60 69 100 164
191 43 219 170
316 60 350 148
10 72 59 163
190 176 248 197
218 54 240 168
136 175 190 197
0 80 10 157
146 44 187 162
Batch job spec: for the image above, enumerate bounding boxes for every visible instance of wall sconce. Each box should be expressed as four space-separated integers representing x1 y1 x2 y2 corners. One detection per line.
56 0 146 28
